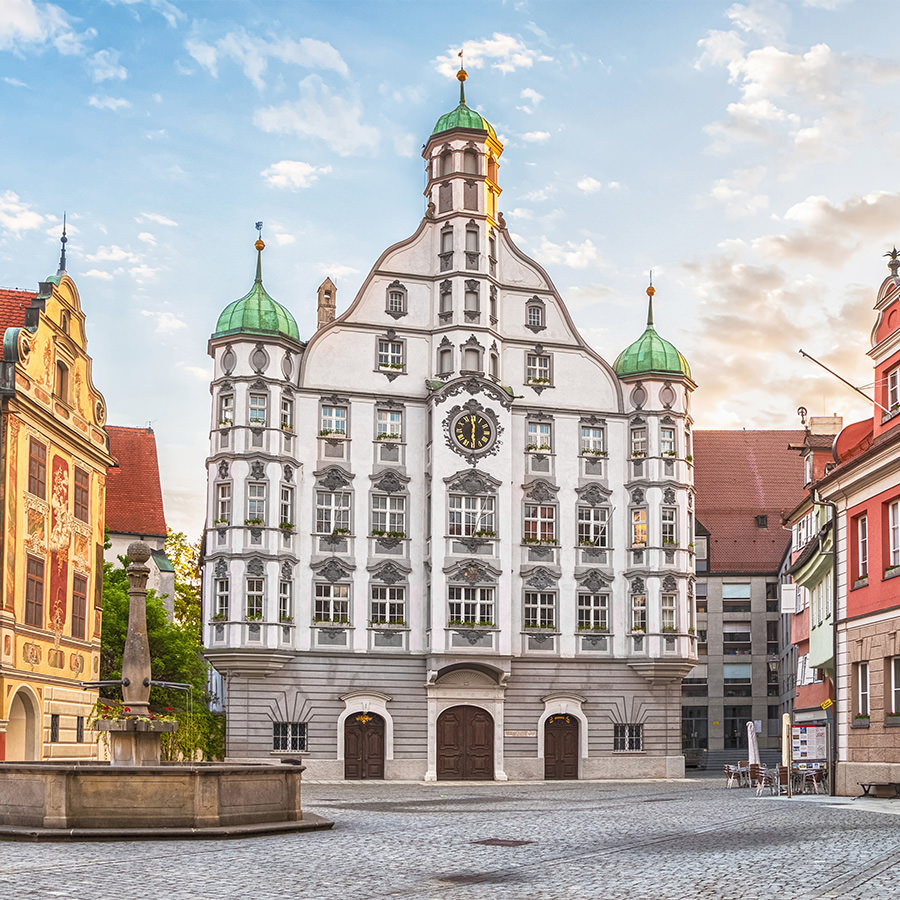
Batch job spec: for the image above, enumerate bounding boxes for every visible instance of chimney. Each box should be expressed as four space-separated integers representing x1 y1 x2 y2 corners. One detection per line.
808 415 842 435
317 278 336 330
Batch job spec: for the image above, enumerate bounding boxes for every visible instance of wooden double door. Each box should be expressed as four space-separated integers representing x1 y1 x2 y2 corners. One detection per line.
437 705 494 780
344 712 385 779
544 714 579 780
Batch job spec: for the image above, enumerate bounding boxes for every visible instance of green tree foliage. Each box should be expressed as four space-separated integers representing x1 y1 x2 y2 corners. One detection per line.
99 558 224 760
165 528 202 629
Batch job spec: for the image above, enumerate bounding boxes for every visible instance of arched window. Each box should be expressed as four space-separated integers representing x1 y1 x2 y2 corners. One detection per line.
490 351 499 378
440 151 453 176
60 312 69 334
487 156 498 181
463 347 481 372
463 149 478 174
55 361 69 403
438 347 453 375
466 226 479 253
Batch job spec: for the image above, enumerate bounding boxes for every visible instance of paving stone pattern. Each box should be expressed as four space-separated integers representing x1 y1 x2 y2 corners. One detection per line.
3 778 900 899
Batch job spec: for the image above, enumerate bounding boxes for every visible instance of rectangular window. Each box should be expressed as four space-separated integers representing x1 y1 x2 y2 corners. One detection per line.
630 427 647 456
526 353 551 383
377 339 404 369
892 656 900 715
526 420 552 451
661 593 677 631
25 555 44 627
376 409 403 440
73 467 89 523
273 722 307 752
280 485 294 527
889 367 900 411
246 578 264 618
388 290 405 313
216 483 232 523
448 586 494 625
524 591 556 629
631 594 647 632
577 506 609 547
694 535 709 573
660 426 676 455
279 581 292 622
722 583 751 599
28 439 46 499
321 405 347 436
524 504 556 543
577 593 609 631
370 586 406 625
858 661 870 716
215 578 229 618
76 716 84 744
280 397 294 430
218 392 234 425
440 229 453 254
372 494 406 535
858 514 868 578
527 305 543 328
890 501 900 567
316 491 351 533
50 713 60 743
248 393 267 425
314 583 350 623
662 507 676 545
631 509 647 546
580 425 606 454
448 494 495 537
614 723 643 751
71 574 87 640
247 482 266 522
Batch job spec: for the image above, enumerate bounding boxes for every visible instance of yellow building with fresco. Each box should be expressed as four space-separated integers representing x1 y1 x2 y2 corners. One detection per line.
0 250 112 760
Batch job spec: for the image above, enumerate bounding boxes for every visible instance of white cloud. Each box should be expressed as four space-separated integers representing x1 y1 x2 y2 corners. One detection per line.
186 30 348 90
254 76 379 157
272 233 296 246
577 177 603 193
507 207 533 220
393 132 416 158
0 191 50 234
88 95 131 111
322 265 358 279
0 0 94 55
138 232 157 244
726 1 789 44
176 362 214 381
87 245 138 263
707 165 769 216
433 34 552 76
537 237 600 269
136 212 178 226
82 269 113 280
261 160 332 190
694 29 747 70
115 0 186 29
517 86 544 114
521 130 550 143
3 76 29 87
142 309 185 332
524 186 554 202
130 264 159 281
89 48 127 82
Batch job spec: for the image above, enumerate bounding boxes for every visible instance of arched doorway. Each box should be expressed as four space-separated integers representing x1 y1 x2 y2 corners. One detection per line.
344 712 385 779
7 689 39 760
544 713 579 780
437 705 494 780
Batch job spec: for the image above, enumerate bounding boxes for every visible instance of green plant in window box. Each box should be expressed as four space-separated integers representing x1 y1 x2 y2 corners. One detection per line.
663 450 678 457
380 362 404 370
370 619 406 627
278 521 295 532
331 527 351 535
281 423 293 432
213 517 228 525
244 518 264 526
687 627 696 635
854 713 870 719
579 539 599 547
661 626 677 633
522 536 557 545
218 419 232 426
685 454 693 463
211 613 227 622
578 625 608 632
886 712 900 717
630 627 645 634
244 613 263 622
376 433 402 441
527 377 551 384
631 450 646 458
581 449 608 457
662 539 677 545
473 529 496 538
319 428 345 437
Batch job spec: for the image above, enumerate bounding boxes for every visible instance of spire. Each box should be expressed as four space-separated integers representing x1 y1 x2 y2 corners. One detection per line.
254 220 264 283
885 246 900 278
646 272 656 328
457 50 467 105
57 213 68 276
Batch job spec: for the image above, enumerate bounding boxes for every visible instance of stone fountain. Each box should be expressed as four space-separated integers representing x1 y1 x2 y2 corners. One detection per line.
0 542 333 840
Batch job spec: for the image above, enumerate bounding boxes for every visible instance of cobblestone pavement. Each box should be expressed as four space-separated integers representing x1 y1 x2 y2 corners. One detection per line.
3 777 900 899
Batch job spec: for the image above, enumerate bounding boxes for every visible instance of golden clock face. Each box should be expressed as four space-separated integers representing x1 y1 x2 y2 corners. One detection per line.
453 412 494 451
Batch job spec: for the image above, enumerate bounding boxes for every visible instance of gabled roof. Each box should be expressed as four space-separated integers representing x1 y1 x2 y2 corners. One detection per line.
105 426 167 537
0 288 36 360
694 430 806 574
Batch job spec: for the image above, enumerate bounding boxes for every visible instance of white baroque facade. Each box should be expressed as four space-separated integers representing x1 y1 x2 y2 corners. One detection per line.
202 77 698 781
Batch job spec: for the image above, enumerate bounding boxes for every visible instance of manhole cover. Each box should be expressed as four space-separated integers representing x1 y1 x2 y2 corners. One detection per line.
472 838 534 847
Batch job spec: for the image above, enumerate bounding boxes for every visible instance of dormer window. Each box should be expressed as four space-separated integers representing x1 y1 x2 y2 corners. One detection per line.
756 515 768 529
804 453 813 485
888 367 900 412
385 281 408 319
525 297 546 333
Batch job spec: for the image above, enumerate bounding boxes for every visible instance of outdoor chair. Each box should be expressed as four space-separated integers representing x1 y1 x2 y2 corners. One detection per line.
777 765 790 796
756 767 778 796
724 764 740 788
737 760 750 787
749 763 762 788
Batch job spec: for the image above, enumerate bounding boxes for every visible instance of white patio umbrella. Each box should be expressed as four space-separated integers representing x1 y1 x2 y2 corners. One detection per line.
746 720 760 766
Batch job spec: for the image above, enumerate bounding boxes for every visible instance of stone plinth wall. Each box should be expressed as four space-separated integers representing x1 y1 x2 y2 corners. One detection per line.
0 763 303 829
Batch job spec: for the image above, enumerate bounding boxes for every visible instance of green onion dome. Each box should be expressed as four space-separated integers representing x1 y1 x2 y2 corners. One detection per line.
613 285 691 379
213 239 299 342
432 68 496 138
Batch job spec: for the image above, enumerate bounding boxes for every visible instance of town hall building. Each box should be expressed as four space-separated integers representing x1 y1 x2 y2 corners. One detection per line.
202 72 699 780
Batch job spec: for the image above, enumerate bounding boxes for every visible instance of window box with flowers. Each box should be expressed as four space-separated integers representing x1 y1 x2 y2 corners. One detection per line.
279 615 294 624
853 714 870 728
661 626 677 633
379 362 404 371
663 450 677 457
886 713 900 727
581 448 608 457
631 451 646 458
527 377 552 385
522 536 558 546
448 619 495 629
885 565 900 581
369 619 408 629
312 617 350 626
685 455 693 463
278 521 295 533
213 517 229 526
218 418 233 427
244 518 264 526
210 613 227 623
577 624 609 633
629 627 646 634
376 433 402 442
525 443 552 453
244 613 263 622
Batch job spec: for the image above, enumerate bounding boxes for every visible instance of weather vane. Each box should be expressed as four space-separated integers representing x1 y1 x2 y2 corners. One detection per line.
255 221 263 239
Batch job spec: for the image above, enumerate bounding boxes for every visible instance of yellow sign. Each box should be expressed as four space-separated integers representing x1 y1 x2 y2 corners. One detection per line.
820 698 833 710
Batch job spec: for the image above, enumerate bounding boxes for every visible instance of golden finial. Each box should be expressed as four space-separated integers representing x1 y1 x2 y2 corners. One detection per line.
255 220 265 252
647 269 655 297
457 49 467 103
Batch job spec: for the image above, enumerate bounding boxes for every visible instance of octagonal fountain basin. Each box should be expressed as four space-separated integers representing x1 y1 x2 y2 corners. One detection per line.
0 761 333 841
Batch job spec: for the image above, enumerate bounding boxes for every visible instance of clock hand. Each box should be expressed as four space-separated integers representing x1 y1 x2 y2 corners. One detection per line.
471 418 476 443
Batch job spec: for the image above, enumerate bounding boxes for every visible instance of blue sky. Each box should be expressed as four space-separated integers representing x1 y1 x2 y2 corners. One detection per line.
2 0 900 535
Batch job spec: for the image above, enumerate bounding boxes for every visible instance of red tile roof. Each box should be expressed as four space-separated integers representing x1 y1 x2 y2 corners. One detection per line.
0 288 36 360
694 430 806 574
105 426 167 537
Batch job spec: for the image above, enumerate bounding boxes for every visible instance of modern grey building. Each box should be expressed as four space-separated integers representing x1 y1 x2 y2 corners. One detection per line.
202 76 698 780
